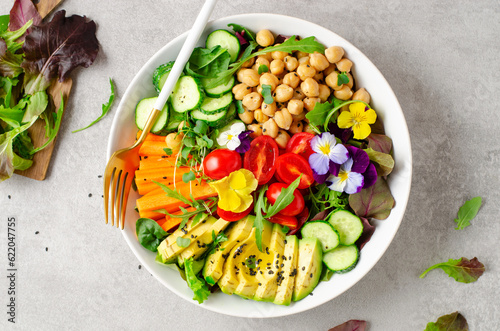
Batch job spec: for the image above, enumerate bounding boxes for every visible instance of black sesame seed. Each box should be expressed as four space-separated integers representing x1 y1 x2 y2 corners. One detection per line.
302 266 305 271
88 193 92 197
35 231 39 235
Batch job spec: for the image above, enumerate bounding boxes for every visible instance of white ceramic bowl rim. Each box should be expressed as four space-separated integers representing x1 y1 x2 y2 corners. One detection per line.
107 13 412 318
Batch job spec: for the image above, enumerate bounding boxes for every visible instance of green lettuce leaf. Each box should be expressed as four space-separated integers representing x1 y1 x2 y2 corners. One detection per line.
349 176 395 220
184 257 210 304
185 45 231 78
21 91 48 122
424 311 469 331
0 76 19 107
420 257 485 283
135 218 168 252
454 196 482 230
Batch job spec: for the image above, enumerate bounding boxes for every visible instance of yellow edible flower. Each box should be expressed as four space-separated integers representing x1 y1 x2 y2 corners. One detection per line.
209 169 258 213
337 102 377 140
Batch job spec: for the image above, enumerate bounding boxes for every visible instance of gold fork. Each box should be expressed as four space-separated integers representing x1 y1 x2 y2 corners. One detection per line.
103 0 218 229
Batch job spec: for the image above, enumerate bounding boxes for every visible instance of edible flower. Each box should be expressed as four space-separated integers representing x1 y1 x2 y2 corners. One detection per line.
326 146 378 194
308 132 349 175
216 122 246 151
337 102 377 140
209 169 258 213
235 130 253 153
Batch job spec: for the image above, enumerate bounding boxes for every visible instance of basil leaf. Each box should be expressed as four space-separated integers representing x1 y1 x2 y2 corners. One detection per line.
136 218 168 252
176 236 191 248
424 312 468 331
184 257 210 304
419 257 485 283
261 84 274 104
257 64 269 74
454 196 482 230
266 176 302 217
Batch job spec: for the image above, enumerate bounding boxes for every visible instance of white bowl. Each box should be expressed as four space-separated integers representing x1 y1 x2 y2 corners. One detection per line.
107 13 412 318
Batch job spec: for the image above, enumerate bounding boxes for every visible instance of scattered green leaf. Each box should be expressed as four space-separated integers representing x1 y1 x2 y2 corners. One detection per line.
185 45 231 78
257 64 269 74
176 236 191 248
182 170 196 183
424 311 469 331
364 148 395 177
30 92 65 154
135 218 168 252
227 23 256 42
454 197 482 230
153 180 194 206
337 71 349 86
420 257 485 283
261 84 274 104
163 147 173 156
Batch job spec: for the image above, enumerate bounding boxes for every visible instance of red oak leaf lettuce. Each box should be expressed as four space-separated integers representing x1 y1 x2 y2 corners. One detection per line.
21 10 99 95
328 320 367 331
425 311 469 331
8 0 41 35
349 176 395 220
420 257 485 283
356 217 375 250
367 133 392 154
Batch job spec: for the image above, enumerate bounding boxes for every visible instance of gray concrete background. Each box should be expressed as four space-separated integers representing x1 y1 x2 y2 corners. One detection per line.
1 0 499 330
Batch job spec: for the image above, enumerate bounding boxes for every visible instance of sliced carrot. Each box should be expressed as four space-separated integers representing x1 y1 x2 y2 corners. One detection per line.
139 140 172 156
135 167 193 196
136 181 217 219
139 156 178 170
136 131 166 142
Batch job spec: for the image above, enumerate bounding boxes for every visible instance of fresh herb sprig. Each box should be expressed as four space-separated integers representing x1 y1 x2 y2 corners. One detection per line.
307 183 349 217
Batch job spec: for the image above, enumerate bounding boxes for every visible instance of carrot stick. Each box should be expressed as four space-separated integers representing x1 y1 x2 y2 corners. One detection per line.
136 130 166 142
139 140 173 156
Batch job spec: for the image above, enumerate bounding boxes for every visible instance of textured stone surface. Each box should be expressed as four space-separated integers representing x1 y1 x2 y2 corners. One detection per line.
1 0 499 330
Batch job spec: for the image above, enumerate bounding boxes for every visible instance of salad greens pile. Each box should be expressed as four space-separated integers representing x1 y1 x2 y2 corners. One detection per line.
0 1 99 182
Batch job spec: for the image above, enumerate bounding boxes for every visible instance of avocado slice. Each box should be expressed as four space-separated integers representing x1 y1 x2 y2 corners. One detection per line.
203 216 254 286
157 216 216 264
292 237 323 301
178 217 230 267
274 235 299 305
253 223 286 302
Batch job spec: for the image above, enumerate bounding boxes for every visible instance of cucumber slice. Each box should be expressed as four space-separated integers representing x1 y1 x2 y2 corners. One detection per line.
191 108 227 127
160 108 187 134
153 61 174 93
199 92 233 114
206 29 241 62
328 210 364 245
135 97 169 133
213 103 237 129
171 76 204 113
323 245 359 273
301 221 340 252
201 76 235 98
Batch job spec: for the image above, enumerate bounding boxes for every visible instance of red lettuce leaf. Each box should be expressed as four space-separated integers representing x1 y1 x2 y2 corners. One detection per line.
367 133 392 154
420 257 485 283
424 311 469 331
356 217 375 250
349 176 395 220
8 0 41 35
0 38 23 77
21 10 99 94
364 148 394 177
329 320 367 331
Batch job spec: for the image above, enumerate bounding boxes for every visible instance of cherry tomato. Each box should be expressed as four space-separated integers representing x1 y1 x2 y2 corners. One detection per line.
288 207 309 235
268 214 298 229
286 132 315 161
217 204 253 222
203 149 242 179
275 153 315 189
244 135 279 185
266 183 305 216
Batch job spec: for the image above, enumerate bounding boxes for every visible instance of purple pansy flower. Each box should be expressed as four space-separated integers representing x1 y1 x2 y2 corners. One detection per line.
235 130 253 153
308 132 349 176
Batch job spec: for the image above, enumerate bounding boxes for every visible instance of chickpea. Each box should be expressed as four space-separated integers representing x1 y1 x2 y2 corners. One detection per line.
295 51 309 59
352 87 371 104
318 84 331 102
274 130 291 149
336 58 353 72
296 63 316 81
323 63 336 76
292 111 306 121
271 47 288 61
298 56 310 65
232 83 252 100
242 92 262 110
274 108 293 130
292 86 306 100
241 56 255 68
247 123 263 138
301 78 320 97
325 46 344 64
262 118 279 138
260 51 273 62
255 84 263 94
303 97 321 112
287 99 304 115
237 68 260 87
313 72 324 82
309 52 330 71
165 132 184 152
303 123 316 134
238 107 255 124
259 73 279 91
261 101 277 117
325 71 343 90
274 84 294 103
283 72 301 89
284 56 299 71
254 109 269 123
270 59 285 75
333 85 353 100
256 29 274 47
346 72 354 89
288 120 304 135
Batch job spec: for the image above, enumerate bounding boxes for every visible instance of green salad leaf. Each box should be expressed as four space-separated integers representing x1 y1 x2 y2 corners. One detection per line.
0 15 9 32
185 45 231 78
253 185 268 252
135 218 168 252
454 196 482 230
72 78 115 133
266 176 302 217
30 92 65 155
364 148 394 177
424 311 469 331
184 257 211 304
257 64 269 74
337 71 350 86
176 236 191 248
349 176 395 220
420 257 485 283
227 23 256 42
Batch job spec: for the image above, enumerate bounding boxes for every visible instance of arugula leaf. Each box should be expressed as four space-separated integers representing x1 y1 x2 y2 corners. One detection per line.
1 19 32 53
364 148 394 177
257 64 269 74
424 311 468 331
185 45 231 78
420 257 485 283
454 196 482 230
182 170 196 183
184 257 210 304
253 186 268 252
266 176 302 217
12 129 34 160
261 84 274 104
153 180 194 206
227 23 256 42
72 78 115 133
349 176 395 220
305 98 342 130
337 71 350 86
176 236 191 248
30 93 65 154
135 218 168 252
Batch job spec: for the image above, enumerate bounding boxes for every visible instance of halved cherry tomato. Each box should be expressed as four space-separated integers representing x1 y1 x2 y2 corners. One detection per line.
203 149 242 179
217 203 253 222
288 206 309 235
244 135 279 185
275 153 314 189
286 132 315 161
268 214 298 229
266 183 305 216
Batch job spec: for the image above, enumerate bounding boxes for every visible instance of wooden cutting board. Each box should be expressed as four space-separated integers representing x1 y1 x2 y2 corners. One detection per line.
14 0 71 181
